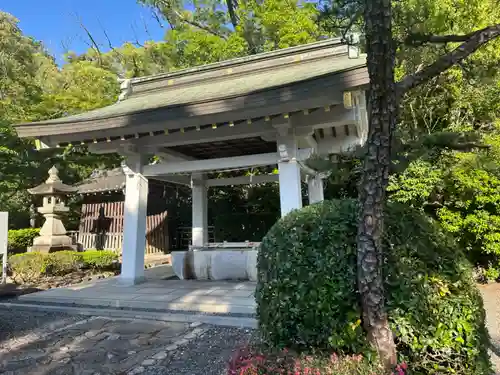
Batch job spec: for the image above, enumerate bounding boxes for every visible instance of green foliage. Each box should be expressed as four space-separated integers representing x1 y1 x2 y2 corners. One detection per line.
0 12 121 229
39 61 119 115
389 128 500 269
138 0 320 61
256 200 492 374
7 228 40 253
9 252 47 282
81 250 119 270
482 265 500 282
44 251 84 276
9 250 120 282
209 175 280 241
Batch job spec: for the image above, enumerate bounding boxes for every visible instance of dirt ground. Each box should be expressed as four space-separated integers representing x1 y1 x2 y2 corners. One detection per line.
479 283 500 373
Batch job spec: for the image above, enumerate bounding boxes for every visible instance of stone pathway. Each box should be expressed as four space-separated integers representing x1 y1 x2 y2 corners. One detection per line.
0 313 252 375
18 267 256 316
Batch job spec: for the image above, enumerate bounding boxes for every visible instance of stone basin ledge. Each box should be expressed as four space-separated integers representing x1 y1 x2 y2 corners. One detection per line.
171 244 258 281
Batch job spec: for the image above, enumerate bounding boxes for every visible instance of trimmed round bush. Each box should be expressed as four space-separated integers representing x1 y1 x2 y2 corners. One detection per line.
256 199 491 375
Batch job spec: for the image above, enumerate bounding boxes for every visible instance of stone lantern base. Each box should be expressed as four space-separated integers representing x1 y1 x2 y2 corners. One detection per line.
28 235 79 253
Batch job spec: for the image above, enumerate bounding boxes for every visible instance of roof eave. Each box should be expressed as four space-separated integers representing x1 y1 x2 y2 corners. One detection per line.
15 64 369 143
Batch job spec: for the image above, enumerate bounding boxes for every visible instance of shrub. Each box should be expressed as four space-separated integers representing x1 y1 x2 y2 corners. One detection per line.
81 250 119 270
8 228 40 254
256 199 492 375
9 250 120 281
45 251 84 276
9 252 47 282
227 344 406 375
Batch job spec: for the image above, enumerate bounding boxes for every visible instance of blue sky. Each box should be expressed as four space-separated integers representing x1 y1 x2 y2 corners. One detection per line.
2 0 166 64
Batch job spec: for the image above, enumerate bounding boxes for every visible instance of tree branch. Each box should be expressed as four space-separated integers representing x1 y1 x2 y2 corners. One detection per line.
341 8 363 41
98 19 114 50
172 9 228 40
397 24 500 95
73 13 103 66
405 31 478 46
151 9 166 29
226 0 239 29
150 0 227 40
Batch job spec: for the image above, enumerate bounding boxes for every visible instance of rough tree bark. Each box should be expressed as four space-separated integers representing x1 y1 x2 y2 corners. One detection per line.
357 0 397 368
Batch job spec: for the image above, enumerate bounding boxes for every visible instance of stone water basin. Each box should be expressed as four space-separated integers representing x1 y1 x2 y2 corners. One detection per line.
171 246 258 281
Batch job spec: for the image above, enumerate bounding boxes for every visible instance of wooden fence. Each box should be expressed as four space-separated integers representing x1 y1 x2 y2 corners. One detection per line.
77 202 168 254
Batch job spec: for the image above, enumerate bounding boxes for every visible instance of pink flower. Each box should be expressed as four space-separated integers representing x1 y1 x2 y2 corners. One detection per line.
400 362 408 370
329 353 338 363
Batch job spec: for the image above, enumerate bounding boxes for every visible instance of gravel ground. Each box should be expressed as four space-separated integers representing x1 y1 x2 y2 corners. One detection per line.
0 306 253 375
143 326 254 375
0 307 87 344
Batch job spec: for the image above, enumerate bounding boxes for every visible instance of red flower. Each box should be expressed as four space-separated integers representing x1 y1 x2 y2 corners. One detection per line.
329 353 338 363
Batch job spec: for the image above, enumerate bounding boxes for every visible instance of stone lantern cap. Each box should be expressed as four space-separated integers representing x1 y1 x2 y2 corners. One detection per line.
27 166 78 196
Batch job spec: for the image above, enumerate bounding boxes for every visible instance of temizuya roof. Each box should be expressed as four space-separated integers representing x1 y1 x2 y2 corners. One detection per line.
15 38 368 147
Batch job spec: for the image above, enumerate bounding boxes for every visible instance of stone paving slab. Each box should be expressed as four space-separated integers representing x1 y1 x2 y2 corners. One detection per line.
0 313 247 375
18 268 257 316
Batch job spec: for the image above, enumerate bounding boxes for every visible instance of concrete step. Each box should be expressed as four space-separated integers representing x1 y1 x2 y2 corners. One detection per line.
0 301 257 328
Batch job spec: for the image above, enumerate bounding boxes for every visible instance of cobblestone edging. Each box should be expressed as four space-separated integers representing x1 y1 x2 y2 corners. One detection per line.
127 321 206 375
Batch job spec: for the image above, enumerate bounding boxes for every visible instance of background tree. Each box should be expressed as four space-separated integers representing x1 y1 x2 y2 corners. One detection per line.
357 0 500 366
0 12 120 228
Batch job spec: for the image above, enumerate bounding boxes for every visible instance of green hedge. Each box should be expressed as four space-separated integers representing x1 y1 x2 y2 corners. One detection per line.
81 250 119 270
256 199 492 375
8 252 46 282
9 250 119 282
8 228 40 253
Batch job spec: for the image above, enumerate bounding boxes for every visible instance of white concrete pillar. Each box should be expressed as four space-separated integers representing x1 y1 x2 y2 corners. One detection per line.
192 174 208 247
120 158 148 285
277 135 302 217
308 175 324 204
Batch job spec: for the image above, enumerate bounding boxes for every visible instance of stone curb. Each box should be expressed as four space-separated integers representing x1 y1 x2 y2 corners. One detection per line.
0 302 257 329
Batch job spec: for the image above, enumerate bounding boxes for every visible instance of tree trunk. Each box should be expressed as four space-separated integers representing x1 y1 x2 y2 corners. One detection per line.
357 0 397 368
226 0 239 29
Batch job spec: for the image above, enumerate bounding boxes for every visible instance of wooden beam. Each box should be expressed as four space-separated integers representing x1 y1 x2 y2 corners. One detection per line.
154 148 197 161
151 175 192 186
88 119 276 154
87 106 357 155
317 135 360 154
206 174 279 187
291 104 357 129
142 149 312 176
143 152 279 176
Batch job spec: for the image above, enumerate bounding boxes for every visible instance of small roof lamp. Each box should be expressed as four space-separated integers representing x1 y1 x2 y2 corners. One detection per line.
347 32 361 59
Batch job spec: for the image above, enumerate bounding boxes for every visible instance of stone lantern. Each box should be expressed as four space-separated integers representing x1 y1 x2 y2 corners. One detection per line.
27 166 78 253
